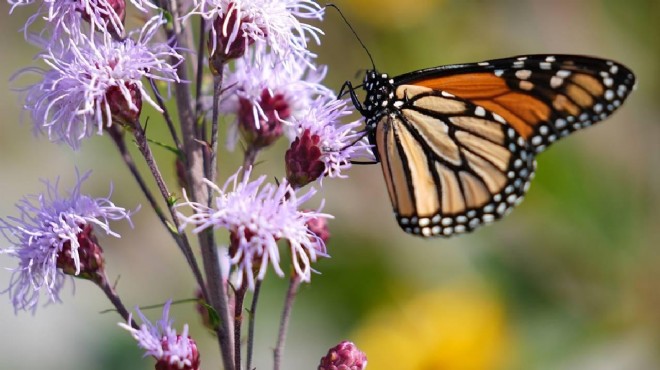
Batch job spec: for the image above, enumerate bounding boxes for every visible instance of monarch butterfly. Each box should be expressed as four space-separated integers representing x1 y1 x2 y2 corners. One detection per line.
343 54 636 237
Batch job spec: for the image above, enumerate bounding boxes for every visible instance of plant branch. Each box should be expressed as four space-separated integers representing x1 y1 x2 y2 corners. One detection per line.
131 121 208 303
273 276 302 370
149 78 182 152
246 280 262 370
195 18 207 141
159 3 235 368
209 71 224 184
234 284 248 370
96 271 138 329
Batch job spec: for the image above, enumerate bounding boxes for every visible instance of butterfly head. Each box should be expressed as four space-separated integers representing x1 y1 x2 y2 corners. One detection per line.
362 70 396 124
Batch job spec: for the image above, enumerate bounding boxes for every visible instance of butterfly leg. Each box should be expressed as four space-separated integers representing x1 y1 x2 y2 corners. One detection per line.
339 80 367 115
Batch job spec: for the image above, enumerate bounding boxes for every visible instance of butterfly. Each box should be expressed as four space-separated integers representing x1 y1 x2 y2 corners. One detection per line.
343 55 636 237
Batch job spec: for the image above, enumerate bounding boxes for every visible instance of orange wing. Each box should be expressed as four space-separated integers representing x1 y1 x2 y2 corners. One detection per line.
396 55 636 153
354 55 635 237
374 85 535 237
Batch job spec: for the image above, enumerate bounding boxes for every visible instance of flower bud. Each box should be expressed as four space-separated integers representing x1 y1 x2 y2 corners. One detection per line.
56 224 105 281
307 215 329 253
155 335 200 370
318 341 367 370
79 0 126 38
238 90 289 149
286 129 326 187
208 1 256 72
104 83 143 127
229 228 264 274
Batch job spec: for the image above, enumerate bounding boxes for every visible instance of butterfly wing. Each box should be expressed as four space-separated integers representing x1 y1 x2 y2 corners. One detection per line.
374 84 536 237
394 55 636 153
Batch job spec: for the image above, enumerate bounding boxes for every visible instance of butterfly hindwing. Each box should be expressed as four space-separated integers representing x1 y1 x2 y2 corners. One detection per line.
374 85 535 237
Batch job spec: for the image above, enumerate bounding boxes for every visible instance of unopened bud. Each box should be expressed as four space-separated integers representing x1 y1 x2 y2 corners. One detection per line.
306 216 329 254
318 341 367 370
155 335 200 370
56 224 105 282
286 129 326 188
238 90 289 149
104 83 142 127
79 0 126 38
208 1 256 72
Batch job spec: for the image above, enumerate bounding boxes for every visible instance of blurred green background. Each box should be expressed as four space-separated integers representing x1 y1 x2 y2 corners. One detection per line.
1 0 659 369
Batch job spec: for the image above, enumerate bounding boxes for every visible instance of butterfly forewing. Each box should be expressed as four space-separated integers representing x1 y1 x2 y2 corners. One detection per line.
395 55 636 153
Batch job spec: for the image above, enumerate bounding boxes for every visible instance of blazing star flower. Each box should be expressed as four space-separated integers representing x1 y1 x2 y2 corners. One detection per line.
287 97 374 185
190 0 324 65
0 171 134 314
221 45 333 150
220 47 334 150
176 167 330 289
119 300 201 370
22 15 181 149
8 0 154 42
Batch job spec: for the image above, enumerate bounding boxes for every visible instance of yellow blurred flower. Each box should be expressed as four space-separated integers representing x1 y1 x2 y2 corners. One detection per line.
351 285 513 370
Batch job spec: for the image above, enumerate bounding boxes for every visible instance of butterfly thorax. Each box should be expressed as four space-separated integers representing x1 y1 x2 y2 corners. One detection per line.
362 70 396 129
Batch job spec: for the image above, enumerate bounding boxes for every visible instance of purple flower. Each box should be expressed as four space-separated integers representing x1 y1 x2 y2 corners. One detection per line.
176 167 330 289
291 97 374 181
221 46 333 150
119 300 200 370
22 15 181 149
0 171 134 314
8 0 154 42
189 0 324 65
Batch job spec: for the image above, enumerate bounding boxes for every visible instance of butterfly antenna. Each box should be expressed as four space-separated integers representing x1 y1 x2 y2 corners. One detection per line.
325 4 376 71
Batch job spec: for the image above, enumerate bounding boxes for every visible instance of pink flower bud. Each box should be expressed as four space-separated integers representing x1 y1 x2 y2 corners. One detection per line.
79 0 127 38
318 341 367 370
238 89 289 149
306 215 329 255
56 224 105 281
285 129 326 187
208 1 257 71
155 335 200 370
104 82 143 126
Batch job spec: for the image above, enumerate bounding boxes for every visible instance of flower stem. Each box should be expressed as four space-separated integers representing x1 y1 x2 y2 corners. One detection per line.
131 121 208 302
148 78 182 152
246 280 262 370
209 70 224 184
96 272 138 329
234 283 248 370
107 126 167 227
273 276 302 370
159 8 234 367
195 18 207 141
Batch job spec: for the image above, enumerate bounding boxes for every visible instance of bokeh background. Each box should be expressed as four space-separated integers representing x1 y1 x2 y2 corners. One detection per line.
1 0 659 369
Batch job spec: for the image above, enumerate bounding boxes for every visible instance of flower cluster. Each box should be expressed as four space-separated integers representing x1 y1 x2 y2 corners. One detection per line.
177 167 330 289
221 45 334 150
4 0 373 367
10 0 154 43
0 171 133 313
119 301 200 370
288 97 373 184
192 0 324 66
23 15 182 149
